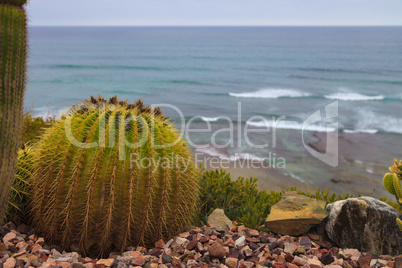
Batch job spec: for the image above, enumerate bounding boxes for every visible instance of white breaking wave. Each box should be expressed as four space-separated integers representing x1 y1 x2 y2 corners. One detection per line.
32 106 67 119
324 92 384 101
201 116 221 122
247 120 336 132
343 129 378 134
229 88 310 99
354 110 402 135
285 172 306 183
195 148 265 162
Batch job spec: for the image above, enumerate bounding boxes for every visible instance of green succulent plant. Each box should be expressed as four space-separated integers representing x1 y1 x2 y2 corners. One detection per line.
28 96 200 257
0 0 28 223
383 158 402 232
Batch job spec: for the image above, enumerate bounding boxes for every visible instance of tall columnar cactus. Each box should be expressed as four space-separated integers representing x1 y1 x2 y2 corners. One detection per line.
0 0 28 223
383 158 402 231
28 96 200 257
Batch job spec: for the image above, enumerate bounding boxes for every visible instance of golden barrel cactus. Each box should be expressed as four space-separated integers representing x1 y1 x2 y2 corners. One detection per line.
28 96 200 257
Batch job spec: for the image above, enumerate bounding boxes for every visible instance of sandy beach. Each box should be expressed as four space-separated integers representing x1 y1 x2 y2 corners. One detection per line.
194 130 402 200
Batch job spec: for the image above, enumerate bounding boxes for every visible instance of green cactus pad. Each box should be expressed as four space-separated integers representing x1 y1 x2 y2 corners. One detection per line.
393 173 402 204
397 218 402 232
383 173 396 195
28 96 200 257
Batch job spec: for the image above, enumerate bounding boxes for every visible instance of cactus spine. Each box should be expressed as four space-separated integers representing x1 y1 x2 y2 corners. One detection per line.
28 96 200 257
5 144 33 222
0 0 28 223
383 158 402 232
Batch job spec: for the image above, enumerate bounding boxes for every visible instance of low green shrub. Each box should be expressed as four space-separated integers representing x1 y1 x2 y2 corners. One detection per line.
199 169 357 229
21 112 56 145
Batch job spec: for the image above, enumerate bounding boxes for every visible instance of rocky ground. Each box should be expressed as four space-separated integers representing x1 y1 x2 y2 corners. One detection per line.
0 222 401 268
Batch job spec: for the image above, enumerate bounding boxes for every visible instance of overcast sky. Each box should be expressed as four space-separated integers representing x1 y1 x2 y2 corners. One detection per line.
27 0 402 26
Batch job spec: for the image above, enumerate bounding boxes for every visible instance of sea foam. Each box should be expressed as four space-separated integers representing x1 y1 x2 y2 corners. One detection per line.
195 147 265 162
324 92 384 101
343 129 378 134
229 88 310 99
201 116 221 122
247 120 336 132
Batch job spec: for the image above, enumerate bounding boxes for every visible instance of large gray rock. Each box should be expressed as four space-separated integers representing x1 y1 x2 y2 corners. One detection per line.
326 197 402 255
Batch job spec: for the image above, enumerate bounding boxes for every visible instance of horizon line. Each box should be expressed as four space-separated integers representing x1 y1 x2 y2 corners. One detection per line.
29 25 402 27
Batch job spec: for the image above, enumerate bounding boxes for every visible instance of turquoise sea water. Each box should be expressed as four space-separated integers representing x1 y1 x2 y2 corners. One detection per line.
26 26 402 196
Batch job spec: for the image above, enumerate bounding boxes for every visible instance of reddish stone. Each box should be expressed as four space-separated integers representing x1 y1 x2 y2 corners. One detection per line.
246 237 260 243
155 239 165 248
246 228 259 237
285 253 294 263
357 255 371 268
273 261 287 268
186 240 198 250
292 257 305 266
130 251 145 266
208 243 226 258
40 253 48 261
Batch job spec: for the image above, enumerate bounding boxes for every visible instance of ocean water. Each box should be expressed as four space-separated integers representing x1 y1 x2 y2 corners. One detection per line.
26 26 402 196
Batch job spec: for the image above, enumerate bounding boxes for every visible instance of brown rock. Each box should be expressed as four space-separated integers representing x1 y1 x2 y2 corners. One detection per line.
241 261 255 268
3 232 17 244
343 249 361 261
36 237 45 246
155 239 165 248
288 264 299 268
130 252 145 266
357 255 371 268
178 232 190 238
186 240 198 250
3 257 16 268
246 229 259 237
225 257 238 268
208 242 226 258
56 261 71 268
84 263 94 268
308 257 324 268
265 192 327 236
240 246 253 257
28 234 37 243
31 244 42 254
284 243 297 254
224 239 236 248
285 253 294 263
171 257 181 266
96 259 115 267
299 237 312 249
319 254 335 265
292 256 305 266
273 261 287 268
